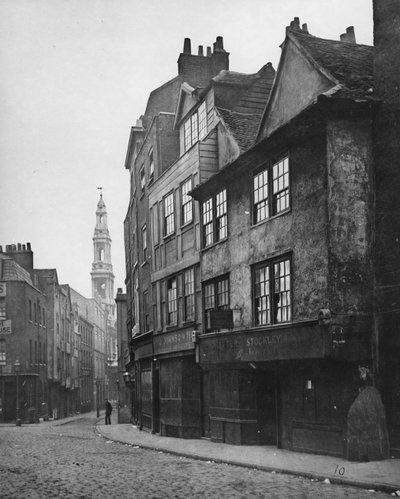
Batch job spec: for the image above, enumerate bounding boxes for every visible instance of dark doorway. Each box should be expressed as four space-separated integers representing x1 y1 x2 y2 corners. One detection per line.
256 370 278 445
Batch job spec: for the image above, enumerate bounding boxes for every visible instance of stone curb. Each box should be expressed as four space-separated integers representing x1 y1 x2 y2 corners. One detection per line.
95 424 399 495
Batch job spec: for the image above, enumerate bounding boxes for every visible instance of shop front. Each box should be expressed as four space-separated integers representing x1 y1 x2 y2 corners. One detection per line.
154 327 201 439
198 320 370 456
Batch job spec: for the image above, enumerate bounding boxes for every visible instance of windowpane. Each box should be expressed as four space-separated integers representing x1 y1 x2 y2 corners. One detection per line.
203 198 214 246
254 265 270 325
272 157 289 215
149 149 154 182
140 167 145 191
216 189 227 241
216 278 229 309
184 268 195 321
184 120 191 151
167 278 177 325
164 193 175 236
254 169 269 223
181 178 193 225
274 259 291 323
198 102 207 139
0 299 5 319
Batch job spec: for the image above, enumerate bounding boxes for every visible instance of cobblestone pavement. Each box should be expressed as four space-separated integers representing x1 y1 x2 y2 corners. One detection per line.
0 417 391 498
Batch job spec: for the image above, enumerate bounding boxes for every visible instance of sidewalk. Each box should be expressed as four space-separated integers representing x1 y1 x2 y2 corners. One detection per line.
97 420 400 494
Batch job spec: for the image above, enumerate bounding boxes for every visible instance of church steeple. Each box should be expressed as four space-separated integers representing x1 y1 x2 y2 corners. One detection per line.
91 191 115 319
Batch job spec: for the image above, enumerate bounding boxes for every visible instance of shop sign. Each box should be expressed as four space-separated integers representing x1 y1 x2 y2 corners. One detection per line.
154 329 195 355
0 282 6 297
199 323 326 364
0 320 11 335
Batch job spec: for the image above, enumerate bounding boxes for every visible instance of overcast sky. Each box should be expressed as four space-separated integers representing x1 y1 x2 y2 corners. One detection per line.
0 0 373 298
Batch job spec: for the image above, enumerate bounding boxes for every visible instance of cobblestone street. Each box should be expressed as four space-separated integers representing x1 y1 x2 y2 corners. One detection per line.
0 416 391 498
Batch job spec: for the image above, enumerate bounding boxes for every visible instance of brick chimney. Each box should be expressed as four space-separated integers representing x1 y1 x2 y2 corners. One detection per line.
4 242 34 278
178 36 229 87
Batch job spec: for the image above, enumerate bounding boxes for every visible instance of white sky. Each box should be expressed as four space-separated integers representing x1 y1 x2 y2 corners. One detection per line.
0 0 373 298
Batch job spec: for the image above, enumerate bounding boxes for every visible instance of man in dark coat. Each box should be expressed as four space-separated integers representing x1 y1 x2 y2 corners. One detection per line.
105 400 112 425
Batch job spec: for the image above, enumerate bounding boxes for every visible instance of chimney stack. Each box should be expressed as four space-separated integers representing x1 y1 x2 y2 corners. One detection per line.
340 26 356 43
183 38 191 54
178 36 229 87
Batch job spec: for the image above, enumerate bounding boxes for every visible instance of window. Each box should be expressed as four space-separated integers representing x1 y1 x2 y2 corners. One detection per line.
203 275 229 331
181 178 193 225
140 167 145 192
184 268 195 322
34 303 37 323
149 149 154 183
164 192 175 236
142 225 147 260
143 291 150 332
202 189 227 247
0 339 5 365
184 101 207 152
253 257 291 326
253 156 289 224
167 278 177 325
0 298 5 320
29 300 32 321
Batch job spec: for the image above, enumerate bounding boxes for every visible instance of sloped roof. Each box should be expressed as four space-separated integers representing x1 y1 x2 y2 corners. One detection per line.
217 108 262 152
212 70 259 86
0 254 33 285
291 30 373 99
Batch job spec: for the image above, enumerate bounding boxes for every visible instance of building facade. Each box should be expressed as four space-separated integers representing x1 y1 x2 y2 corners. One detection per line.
120 3 399 460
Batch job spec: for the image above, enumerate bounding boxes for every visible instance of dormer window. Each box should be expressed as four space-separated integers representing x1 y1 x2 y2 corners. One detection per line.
183 101 207 152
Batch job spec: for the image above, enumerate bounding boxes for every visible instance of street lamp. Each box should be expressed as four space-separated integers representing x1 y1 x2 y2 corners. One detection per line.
116 378 120 424
14 360 21 426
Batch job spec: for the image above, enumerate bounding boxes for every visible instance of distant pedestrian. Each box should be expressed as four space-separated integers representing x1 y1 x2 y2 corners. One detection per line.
105 400 112 425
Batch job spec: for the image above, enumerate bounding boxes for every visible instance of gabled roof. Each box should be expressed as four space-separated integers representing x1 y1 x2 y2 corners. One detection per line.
257 28 373 140
216 108 262 152
291 30 373 99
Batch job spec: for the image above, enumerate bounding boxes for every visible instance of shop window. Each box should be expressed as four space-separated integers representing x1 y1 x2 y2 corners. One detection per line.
203 275 229 332
164 192 175 236
253 156 290 224
202 189 227 247
253 256 291 325
181 177 193 225
143 291 150 332
183 101 207 152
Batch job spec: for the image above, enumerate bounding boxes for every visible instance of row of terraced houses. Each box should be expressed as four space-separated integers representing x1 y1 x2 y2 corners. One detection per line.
119 1 400 460
0 196 118 422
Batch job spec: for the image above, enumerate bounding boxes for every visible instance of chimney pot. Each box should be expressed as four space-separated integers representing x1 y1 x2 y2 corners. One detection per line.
198 45 204 56
18 243 22 251
207 46 212 57
183 38 191 54
117 288 123 294
27 242 31 250
302 23 309 34
215 36 224 51
0 246 2 252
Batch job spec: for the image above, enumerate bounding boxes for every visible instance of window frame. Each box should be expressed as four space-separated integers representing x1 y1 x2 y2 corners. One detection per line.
183 268 195 322
203 274 230 332
181 177 193 226
142 224 147 261
252 155 290 225
202 189 228 248
253 255 292 327
148 148 154 184
183 101 208 152
163 191 175 237
140 165 145 193
166 277 178 326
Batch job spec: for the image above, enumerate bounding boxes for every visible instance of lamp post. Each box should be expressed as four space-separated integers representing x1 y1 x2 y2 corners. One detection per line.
14 360 21 426
116 378 120 424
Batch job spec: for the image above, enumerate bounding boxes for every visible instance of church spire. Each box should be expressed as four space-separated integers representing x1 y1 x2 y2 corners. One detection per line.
91 191 115 319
